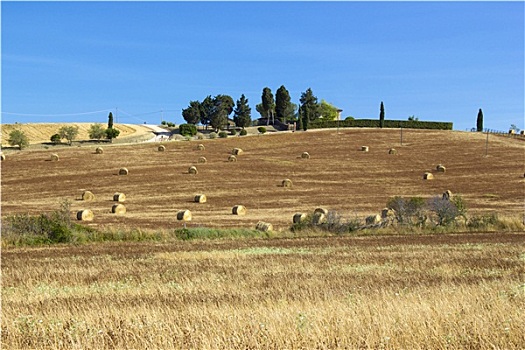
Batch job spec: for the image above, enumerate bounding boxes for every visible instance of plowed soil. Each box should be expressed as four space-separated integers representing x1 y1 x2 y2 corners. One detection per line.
1 128 524 231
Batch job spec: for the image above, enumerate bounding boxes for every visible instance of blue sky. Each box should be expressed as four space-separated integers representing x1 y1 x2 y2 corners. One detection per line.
2 1 523 131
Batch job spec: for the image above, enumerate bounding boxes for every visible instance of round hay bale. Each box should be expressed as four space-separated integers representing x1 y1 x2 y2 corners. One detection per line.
177 209 192 221
118 168 129 176
293 213 306 224
76 209 94 221
194 194 207 203
50 153 59 161
442 190 453 200
232 148 243 155
113 193 126 202
198 156 207 164
282 179 293 188
82 190 95 201
509 129 516 135
95 147 104 154
436 164 446 173
381 208 396 219
388 148 398 155
255 221 273 232
423 172 434 180
188 166 198 174
312 212 326 225
112 204 126 214
301 152 310 159
366 214 381 225
158 145 166 152
314 207 329 216
197 144 205 151
228 155 237 162
361 146 369 152
232 205 247 216
520 130 525 136
1 154 5 161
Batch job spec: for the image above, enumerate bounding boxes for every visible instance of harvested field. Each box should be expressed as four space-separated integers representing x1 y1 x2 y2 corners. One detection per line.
1 128 524 231
2 232 524 349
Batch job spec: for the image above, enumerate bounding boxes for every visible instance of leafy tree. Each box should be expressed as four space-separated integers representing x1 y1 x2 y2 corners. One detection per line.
261 87 275 125
88 123 106 141
233 94 252 128
182 101 202 125
108 112 114 129
105 127 120 142
50 133 62 144
476 108 483 132
297 106 303 130
318 100 339 120
58 125 79 146
379 101 385 128
209 95 234 131
200 95 214 128
299 88 319 128
408 115 419 121
8 129 30 150
255 103 268 119
275 85 294 123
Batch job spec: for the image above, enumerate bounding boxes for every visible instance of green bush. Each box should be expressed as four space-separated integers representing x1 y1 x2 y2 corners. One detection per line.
218 131 228 138
179 123 197 137
50 133 62 144
230 129 237 136
209 132 217 139
258 126 267 134
240 129 248 136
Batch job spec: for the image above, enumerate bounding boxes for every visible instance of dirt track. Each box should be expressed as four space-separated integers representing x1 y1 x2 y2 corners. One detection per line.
1 128 524 231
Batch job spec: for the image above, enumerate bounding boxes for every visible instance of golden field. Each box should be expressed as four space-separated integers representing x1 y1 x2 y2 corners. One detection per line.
2 233 524 349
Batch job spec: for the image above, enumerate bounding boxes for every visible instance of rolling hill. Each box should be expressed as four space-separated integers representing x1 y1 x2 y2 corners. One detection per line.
1 127 524 231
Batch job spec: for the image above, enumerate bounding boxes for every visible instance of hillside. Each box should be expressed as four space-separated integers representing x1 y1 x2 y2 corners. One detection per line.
1 123 154 147
1 128 524 231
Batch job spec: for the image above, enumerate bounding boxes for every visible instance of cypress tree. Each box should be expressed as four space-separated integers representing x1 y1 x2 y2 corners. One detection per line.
379 102 385 128
108 112 114 129
476 108 483 132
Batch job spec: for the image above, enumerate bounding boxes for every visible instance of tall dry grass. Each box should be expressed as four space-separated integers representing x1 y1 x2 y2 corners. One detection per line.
2 233 524 349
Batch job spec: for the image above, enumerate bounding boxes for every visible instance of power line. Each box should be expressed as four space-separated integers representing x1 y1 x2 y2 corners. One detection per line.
1 108 113 117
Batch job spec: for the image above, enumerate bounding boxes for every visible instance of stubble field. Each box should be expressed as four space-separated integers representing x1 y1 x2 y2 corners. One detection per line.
1 128 524 231
2 127 524 349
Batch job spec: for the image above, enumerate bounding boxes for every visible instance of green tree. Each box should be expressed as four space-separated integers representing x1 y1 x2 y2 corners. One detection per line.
58 125 79 146
275 85 294 123
182 101 202 125
107 112 114 129
105 127 120 142
233 94 252 128
476 108 483 132
8 129 30 150
261 87 275 125
200 95 214 128
88 123 106 141
209 95 234 131
297 106 303 131
299 88 319 128
379 101 385 128
318 100 339 120
50 133 62 144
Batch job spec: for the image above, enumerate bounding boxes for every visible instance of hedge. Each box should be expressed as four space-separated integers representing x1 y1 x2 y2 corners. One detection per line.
309 119 453 130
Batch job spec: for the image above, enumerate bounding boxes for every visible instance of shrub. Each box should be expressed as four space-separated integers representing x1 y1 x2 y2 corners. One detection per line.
427 195 467 226
167 122 176 127
230 129 237 136
50 133 62 144
161 120 167 125
218 131 228 138
386 196 427 226
209 132 217 139
179 123 197 137
197 133 204 140
240 129 248 136
258 126 267 134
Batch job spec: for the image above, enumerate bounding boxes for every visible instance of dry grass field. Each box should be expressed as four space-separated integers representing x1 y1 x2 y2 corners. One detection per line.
2 233 524 348
2 126 525 348
1 127 524 231
1 123 153 147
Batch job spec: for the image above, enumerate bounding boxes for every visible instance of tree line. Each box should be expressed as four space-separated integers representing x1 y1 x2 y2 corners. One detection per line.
180 86 341 131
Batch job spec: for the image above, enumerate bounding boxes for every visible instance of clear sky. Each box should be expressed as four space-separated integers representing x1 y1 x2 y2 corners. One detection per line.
2 1 523 131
